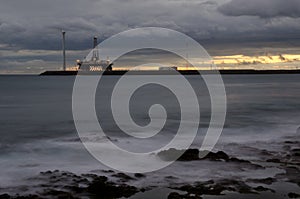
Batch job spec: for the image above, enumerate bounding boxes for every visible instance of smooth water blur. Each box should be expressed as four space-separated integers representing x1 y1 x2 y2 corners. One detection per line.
0 74 299 186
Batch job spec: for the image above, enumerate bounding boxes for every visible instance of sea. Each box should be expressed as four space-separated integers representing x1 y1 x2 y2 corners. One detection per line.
0 74 299 197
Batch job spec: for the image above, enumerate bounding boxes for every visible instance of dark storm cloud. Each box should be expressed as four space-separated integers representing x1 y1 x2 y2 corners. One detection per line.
218 0 300 18
1 0 300 51
1 0 300 73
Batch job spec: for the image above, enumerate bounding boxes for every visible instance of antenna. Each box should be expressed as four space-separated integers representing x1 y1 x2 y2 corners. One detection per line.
62 30 66 71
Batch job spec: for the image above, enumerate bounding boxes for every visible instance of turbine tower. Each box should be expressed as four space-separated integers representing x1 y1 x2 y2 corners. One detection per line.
62 30 66 71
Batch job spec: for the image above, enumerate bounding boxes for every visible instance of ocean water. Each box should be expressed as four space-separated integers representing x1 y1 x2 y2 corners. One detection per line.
0 74 299 194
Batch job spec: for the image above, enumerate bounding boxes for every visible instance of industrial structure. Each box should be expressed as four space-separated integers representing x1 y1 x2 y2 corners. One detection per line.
40 31 300 75
77 36 113 71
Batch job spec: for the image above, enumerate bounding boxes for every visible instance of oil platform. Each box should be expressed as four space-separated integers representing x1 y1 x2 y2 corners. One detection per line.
77 36 113 72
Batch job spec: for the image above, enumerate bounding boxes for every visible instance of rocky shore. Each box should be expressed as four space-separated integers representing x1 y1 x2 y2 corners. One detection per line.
0 134 299 199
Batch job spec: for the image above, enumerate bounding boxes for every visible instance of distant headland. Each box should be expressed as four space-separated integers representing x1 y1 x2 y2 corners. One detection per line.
40 69 300 76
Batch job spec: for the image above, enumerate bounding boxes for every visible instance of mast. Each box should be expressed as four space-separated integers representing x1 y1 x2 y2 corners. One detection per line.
92 36 99 61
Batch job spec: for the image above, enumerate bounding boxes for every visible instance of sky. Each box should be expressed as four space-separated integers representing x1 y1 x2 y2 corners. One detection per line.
0 0 300 73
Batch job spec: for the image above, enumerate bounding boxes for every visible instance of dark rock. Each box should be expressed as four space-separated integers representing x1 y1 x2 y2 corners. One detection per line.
202 151 229 161
140 188 146 192
158 148 231 162
158 148 198 161
0 194 10 199
165 176 178 180
158 148 259 167
40 170 53 175
285 141 299 144
41 189 77 199
285 167 300 185
87 176 138 198
168 192 202 199
216 179 257 194
168 192 182 199
288 192 300 198
291 149 300 153
63 185 84 194
267 159 281 163
112 173 135 181
253 186 275 193
291 149 300 157
174 178 259 196
179 149 200 161
134 173 146 178
246 177 277 185
195 180 215 186
228 157 251 163
14 195 41 199
101 170 115 173
275 166 300 187
178 180 225 195
1 170 140 199
81 173 98 179
260 150 273 156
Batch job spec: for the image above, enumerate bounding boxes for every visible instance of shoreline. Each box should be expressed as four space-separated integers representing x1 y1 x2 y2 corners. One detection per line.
0 133 299 199
39 69 300 76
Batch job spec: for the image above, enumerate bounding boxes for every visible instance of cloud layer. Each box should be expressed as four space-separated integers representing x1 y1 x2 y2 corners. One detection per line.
0 0 300 73
218 0 300 18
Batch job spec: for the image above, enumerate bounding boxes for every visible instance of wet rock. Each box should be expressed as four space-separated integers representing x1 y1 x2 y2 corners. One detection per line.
40 170 53 175
134 173 146 178
285 141 300 145
179 149 200 161
228 157 250 163
216 179 257 194
260 150 273 156
168 192 182 199
174 178 260 196
288 192 300 198
158 148 230 162
101 170 115 173
87 176 138 198
18 170 139 199
285 167 300 185
201 151 229 161
112 173 135 182
81 173 98 180
165 176 178 180
266 158 281 163
158 148 199 161
275 166 300 187
168 192 202 199
0 194 10 199
178 183 223 195
176 180 225 195
291 149 300 157
4 194 41 199
246 177 277 185
253 186 275 193
159 148 262 167
63 185 84 194
41 189 77 199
